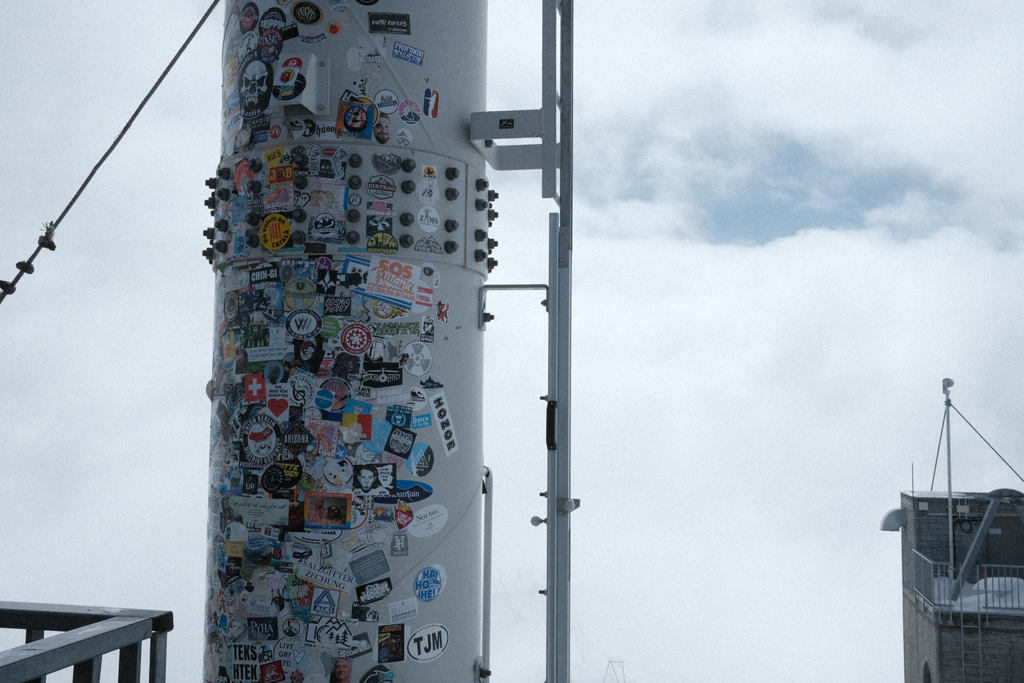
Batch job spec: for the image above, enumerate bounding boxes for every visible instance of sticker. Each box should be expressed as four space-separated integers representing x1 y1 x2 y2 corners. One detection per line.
248 618 279 641
388 597 417 623
398 99 422 126
230 496 289 526
292 1 323 24
392 42 424 66
321 316 342 339
407 504 447 538
368 13 410 35
416 206 440 233
407 444 434 476
354 463 397 498
356 578 393 604
289 374 317 406
323 459 353 487
374 90 399 114
305 619 372 658
283 277 318 309
389 532 409 557
394 501 414 529
240 2 260 32
305 492 353 529
240 58 273 118
349 549 392 585
378 624 405 663
311 587 342 617
417 180 438 206
340 323 373 354
285 309 323 339
407 624 448 662
366 175 396 199
353 604 380 622
378 481 432 504
359 666 393 683
395 129 412 147
364 256 419 310
429 391 459 455
413 564 446 602
337 100 375 140
268 164 294 184
367 232 398 255
383 427 416 458
422 89 439 118
402 342 432 376
261 662 285 683
242 414 284 465
371 153 401 175
260 213 292 251
244 373 267 403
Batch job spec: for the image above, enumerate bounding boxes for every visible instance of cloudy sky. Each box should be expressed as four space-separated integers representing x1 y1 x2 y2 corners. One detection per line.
3 1 1024 682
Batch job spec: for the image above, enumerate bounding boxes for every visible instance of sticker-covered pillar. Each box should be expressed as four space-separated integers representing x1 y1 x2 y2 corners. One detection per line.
202 2 495 682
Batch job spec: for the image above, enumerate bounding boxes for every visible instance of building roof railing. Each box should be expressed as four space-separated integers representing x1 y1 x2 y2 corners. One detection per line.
0 601 173 683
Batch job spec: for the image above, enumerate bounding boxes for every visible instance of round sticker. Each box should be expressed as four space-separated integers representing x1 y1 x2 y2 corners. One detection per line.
260 213 291 250
314 388 334 410
395 129 412 147
283 277 317 310
417 180 438 207
323 459 353 487
374 89 399 114
241 414 283 466
319 378 351 411
407 504 447 538
398 99 422 126
320 316 341 339
417 206 440 233
292 1 323 24
340 323 373 355
406 625 449 662
224 291 239 321
413 564 447 602
407 444 434 476
289 375 317 406
403 342 432 377
285 308 323 340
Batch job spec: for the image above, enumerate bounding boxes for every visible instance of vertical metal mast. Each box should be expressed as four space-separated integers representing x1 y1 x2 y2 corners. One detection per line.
547 0 573 682
470 0 574 677
944 378 955 571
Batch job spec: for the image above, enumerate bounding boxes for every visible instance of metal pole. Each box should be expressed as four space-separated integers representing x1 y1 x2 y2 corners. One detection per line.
944 378 955 573
481 467 493 679
546 1 574 682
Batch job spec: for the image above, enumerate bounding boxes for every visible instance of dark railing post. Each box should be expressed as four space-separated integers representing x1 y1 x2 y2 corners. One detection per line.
119 641 142 683
25 629 45 683
148 632 168 683
72 655 102 683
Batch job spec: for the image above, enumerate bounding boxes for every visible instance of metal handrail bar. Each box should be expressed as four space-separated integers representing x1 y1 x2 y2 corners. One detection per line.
0 602 173 683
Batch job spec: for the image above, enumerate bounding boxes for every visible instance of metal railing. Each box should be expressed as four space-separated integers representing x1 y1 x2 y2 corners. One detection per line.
0 601 173 683
911 551 1024 613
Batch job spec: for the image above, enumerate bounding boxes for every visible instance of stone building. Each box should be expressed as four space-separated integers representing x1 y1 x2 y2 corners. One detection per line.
882 489 1024 683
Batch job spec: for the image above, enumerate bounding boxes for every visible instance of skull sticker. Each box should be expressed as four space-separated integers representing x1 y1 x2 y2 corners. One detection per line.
240 58 272 119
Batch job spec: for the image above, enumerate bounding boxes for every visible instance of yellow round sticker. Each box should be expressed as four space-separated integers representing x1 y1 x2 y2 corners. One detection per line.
260 213 291 251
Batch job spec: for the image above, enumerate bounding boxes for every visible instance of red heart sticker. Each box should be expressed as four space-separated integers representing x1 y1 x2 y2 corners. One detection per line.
395 501 414 529
268 398 289 417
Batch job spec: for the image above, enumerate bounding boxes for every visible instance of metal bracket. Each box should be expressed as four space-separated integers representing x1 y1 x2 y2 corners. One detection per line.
478 284 548 330
470 0 559 198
